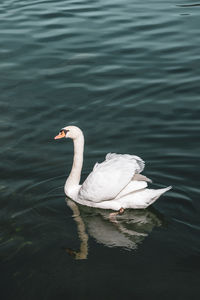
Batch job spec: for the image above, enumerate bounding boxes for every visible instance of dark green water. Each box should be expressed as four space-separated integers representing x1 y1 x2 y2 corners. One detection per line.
1 0 200 299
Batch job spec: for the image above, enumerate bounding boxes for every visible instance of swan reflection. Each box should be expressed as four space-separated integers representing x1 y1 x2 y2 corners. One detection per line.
66 199 163 260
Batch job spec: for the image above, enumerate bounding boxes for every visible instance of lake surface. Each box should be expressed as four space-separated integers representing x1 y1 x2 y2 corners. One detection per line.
1 0 200 299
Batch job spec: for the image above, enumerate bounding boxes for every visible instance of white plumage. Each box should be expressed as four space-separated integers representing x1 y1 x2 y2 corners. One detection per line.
79 153 144 202
54 126 171 211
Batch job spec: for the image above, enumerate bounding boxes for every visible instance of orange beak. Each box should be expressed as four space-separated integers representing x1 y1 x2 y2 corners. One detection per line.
54 130 66 140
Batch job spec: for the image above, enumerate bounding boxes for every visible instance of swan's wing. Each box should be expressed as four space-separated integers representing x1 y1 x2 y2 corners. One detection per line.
115 180 148 199
79 153 145 202
105 153 145 173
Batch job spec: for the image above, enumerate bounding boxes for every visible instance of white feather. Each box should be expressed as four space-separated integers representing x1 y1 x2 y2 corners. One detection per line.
79 154 144 202
74 186 172 210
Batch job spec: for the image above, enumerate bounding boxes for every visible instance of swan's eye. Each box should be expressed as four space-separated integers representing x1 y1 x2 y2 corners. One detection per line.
60 129 69 136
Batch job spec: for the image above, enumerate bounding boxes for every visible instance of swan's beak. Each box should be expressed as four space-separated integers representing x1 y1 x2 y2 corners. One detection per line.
54 131 65 139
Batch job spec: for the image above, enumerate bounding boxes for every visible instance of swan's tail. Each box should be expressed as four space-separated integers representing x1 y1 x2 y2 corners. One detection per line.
145 186 172 207
121 185 172 209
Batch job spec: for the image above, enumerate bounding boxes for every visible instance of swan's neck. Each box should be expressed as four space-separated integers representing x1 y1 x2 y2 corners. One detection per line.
65 134 84 197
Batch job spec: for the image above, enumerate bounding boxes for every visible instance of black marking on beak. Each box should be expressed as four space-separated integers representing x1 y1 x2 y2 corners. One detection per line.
60 129 69 136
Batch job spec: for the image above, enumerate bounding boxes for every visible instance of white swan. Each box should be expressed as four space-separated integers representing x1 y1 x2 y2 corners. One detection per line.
54 126 171 212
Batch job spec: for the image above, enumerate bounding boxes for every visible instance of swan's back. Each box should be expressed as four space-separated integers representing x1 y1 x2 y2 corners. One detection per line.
78 153 145 202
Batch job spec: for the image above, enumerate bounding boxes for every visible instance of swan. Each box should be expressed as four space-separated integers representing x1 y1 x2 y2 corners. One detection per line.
54 125 171 213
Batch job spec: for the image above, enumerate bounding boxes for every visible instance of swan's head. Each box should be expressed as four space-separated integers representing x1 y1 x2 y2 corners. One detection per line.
54 125 83 140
